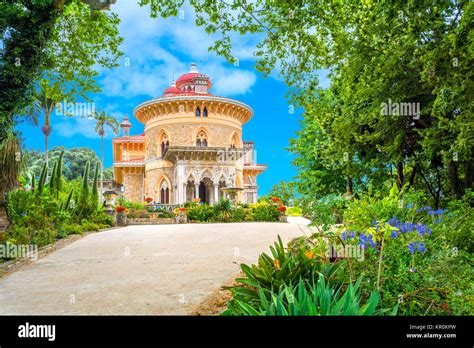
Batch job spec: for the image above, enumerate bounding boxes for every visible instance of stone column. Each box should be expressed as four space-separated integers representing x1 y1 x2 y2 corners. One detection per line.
182 183 187 203
194 183 199 199
214 184 219 204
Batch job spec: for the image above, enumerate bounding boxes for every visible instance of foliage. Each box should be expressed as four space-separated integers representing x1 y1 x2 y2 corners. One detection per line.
261 181 297 206
308 195 348 228
230 207 249 222
0 132 23 204
1 0 122 136
214 199 233 222
285 207 302 217
3 154 111 251
249 201 279 222
186 204 216 222
24 146 104 181
142 0 474 206
225 275 389 316
223 187 472 315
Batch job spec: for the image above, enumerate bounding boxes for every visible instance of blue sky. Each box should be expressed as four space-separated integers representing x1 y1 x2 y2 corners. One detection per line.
16 2 328 195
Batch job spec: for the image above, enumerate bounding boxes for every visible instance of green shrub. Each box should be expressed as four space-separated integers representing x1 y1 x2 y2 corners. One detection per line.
224 236 347 311
230 207 248 222
215 199 232 222
286 206 302 216
250 202 279 221
224 275 393 316
187 204 216 222
158 211 174 218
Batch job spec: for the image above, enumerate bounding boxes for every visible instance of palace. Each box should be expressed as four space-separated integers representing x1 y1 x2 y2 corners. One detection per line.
112 63 267 204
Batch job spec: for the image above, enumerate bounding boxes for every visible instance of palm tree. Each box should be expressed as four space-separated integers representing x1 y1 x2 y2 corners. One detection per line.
0 132 23 232
89 111 119 196
27 81 64 169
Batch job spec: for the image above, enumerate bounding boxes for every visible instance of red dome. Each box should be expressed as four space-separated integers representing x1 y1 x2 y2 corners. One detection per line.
163 86 181 95
176 72 212 89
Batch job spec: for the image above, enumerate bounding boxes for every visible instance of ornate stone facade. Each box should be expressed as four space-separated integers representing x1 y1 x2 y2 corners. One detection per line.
113 63 267 204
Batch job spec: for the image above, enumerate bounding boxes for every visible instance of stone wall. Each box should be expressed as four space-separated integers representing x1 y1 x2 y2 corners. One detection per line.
146 122 242 158
123 173 144 202
145 167 175 203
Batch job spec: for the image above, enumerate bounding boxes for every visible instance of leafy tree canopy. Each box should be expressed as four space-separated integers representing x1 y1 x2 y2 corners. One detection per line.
24 146 113 181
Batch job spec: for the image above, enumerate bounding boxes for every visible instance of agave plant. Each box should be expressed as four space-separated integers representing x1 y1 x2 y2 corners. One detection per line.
226 274 397 316
215 198 233 222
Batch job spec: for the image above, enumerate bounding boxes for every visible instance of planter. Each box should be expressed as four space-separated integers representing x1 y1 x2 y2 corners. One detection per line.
279 215 288 223
127 217 176 225
116 213 127 226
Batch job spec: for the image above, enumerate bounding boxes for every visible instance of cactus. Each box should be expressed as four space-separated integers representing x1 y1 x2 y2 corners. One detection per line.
82 161 90 193
38 163 48 193
31 173 35 192
49 160 57 196
64 189 73 210
92 161 99 202
55 151 64 194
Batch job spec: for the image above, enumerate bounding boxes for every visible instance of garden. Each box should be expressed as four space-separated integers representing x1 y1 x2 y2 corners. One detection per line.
115 197 286 224
0 0 472 321
2 152 114 260
222 186 473 316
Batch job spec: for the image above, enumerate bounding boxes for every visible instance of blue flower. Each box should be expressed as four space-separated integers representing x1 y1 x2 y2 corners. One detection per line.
406 203 414 209
433 219 441 224
417 242 427 252
400 222 414 233
360 233 376 248
408 242 416 254
415 223 431 237
390 230 398 239
371 219 377 226
388 217 399 227
349 230 355 238
341 231 347 240
423 206 432 211
408 241 427 254
409 268 417 273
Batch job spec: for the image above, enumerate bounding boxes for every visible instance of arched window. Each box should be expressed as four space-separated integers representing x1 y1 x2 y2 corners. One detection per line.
160 180 170 204
196 130 208 148
203 107 208 117
159 133 169 157
195 107 201 117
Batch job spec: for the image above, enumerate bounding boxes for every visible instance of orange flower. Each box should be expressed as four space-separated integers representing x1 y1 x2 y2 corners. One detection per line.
305 250 315 259
273 259 280 270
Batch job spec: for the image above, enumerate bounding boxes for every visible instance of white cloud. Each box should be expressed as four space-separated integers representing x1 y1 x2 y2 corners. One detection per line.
98 1 258 99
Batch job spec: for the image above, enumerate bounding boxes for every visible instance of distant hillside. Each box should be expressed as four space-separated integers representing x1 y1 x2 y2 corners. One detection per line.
24 146 114 181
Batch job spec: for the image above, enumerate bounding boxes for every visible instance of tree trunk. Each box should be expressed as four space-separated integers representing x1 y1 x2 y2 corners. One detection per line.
45 135 49 169
346 175 353 195
448 160 463 199
397 162 404 191
464 159 473 191
101 134 104 198
0 203 9 235
408 166 417 188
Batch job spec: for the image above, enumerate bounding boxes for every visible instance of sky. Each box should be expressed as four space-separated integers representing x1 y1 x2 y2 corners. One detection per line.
15 1 329 196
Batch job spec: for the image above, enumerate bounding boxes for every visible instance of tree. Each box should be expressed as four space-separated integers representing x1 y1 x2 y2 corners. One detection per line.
89 111 119 195
140 0 473 206
262 181 297 206
0 132 23 231
25 146 102 181
0 0 122 136
25 80 67 169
